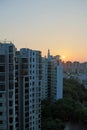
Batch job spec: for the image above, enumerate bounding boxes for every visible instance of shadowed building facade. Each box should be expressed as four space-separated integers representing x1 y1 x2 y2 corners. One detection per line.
0 43 17 130
0 43 42 130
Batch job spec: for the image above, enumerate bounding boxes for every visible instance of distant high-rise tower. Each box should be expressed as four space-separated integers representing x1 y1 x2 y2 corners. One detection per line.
48 54 63 101
42 51 63 101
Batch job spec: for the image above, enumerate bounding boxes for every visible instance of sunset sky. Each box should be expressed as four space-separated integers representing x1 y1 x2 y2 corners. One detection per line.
0 0 87 62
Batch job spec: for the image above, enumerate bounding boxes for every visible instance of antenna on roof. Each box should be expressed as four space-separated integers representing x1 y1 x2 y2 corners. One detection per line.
48 49 50 57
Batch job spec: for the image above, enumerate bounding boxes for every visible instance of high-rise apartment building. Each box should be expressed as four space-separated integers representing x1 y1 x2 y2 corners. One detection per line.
17 48 42 130
41 50 63 101
47 50 63 101
0 43 42 130
0 42 63 130
0 42 17 130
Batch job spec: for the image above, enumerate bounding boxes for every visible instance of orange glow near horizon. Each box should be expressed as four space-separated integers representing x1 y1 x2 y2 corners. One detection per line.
42 49 87 63
1 1 87 63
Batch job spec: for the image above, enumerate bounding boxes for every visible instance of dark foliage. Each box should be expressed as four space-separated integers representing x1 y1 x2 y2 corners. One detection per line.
41 78 87 129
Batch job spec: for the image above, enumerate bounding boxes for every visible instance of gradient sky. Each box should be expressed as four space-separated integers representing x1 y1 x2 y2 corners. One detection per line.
0 0 87 62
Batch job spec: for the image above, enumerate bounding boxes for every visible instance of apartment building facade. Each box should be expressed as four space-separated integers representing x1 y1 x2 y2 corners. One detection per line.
0 43 42 130
41 57 48 100
17 48 42 130
41 50 63 101
0 42 17 130
0 42 63 130
47 50 63 101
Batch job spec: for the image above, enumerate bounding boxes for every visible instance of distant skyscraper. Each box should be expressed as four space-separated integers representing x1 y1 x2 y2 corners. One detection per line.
42 50 63 101
48 50 63 101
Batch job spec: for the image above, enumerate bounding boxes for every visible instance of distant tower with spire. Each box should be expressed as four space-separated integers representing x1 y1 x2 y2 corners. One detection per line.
47 49 63 101
48 49 50 57
48 49 52 60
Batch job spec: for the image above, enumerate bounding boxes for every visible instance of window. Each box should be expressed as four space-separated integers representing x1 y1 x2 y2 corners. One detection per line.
9 54 13 63
9 92 13 98
25 83 29 87
9 101 13 106
25 101 29 105
30 57 32 62
38 125 41 128
25 112 29 117
9 117 13 123
32 93 34 97
0 55 5 63
33 52 35 55
9 74 13 80
30 76 32 79
25 89 29 93
9 82 13 89
30 64 32 68
0 120 3 124
21 58 28 63
0 84 5 91
33 58 34 62
32 105 34 108
25 106 29 111
0 75 5 81
32 88 34 91
0 94 2 97
9 125 13 130
9 65 14 70
0 103 2 106
0 112 2 115
32 82 35 86
38 81 41 86
25 77 29 81
9 109 13 115
0 66 5 72
25 123 29 128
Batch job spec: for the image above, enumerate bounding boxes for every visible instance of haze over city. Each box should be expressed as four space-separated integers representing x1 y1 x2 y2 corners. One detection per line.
0 0 87 62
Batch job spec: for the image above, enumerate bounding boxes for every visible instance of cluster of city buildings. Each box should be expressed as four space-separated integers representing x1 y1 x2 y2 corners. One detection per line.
63 61 87 88
0 42 63 130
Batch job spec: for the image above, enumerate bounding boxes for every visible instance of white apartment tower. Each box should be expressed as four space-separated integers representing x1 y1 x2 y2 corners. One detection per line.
18 48 41 130
47 50 63 101
41 50 63 101
0 42 16 130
